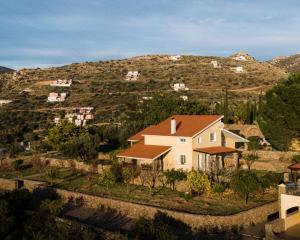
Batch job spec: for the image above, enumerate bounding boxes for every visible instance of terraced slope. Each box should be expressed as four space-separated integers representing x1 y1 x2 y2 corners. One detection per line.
0 54 288 124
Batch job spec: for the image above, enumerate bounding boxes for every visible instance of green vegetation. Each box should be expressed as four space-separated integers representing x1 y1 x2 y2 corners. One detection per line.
258 74 300 150
186 170 211 195
164 169 187 190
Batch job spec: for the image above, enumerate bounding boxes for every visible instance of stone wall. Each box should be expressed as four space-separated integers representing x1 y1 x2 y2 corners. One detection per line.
55 188 278 230
0 177 278 230
40 157 110 174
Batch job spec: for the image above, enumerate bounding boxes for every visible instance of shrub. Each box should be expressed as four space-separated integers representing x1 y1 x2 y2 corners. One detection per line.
186 170 210 195
244 152 258 170
12 159 23 170
164 169 187 190
293 155 300 163
46 169 59 185
98 169 116 192
230 170 260 204
212 183 227 198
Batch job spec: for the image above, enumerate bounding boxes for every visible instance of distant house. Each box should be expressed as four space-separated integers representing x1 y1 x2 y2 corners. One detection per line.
57 107 94 126
172 83 189 91
169 55 181 61
0 100 12 106
231 52 248 61
125 71 139 81
50 79 72 87
211 60 221 68
232 66 244 73
180 95 188 101
117 115 248 171
47 92 68 102
142 96 153 100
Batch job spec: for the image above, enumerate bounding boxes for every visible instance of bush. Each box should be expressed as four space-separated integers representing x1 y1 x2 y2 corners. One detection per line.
293 155 300 163
98 169 116 191
186 170 210 196
212 183 227 197
164 169 187 190
12 159 23 170
230 170 260 204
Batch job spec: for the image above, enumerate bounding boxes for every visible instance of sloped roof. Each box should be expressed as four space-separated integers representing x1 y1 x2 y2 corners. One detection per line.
194 146 238 154
117 141 172 160
128 115 223 139
128 125 156 141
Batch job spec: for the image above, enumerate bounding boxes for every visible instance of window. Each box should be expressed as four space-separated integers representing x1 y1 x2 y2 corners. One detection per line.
180 155 186 165
179 138 186 144
197 136 202 144
210 132 216 142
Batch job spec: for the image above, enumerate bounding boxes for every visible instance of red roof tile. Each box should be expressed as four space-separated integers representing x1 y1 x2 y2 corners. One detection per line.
117 141 172 160
128 125 156 141
194 146 237 154
128 115 223 140
288 163 300 171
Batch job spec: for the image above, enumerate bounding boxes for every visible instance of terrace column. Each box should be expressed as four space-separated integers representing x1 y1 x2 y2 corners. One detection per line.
233 152 239 169
278 184 287 219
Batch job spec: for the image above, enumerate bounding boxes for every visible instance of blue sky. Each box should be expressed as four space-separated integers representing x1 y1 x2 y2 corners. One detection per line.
1 0 300 69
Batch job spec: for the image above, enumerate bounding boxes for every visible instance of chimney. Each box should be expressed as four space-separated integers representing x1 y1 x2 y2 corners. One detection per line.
171 118 177 134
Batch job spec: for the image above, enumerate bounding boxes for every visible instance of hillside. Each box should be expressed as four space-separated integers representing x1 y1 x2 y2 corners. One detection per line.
0 66 14 73
0 54 288 125
269 53 300 73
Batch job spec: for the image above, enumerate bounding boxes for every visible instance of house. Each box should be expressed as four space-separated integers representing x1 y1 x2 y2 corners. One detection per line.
172 83 189 91
117 115 248 171
50 79 72 87
180 95 188 101
0 100 12 106
231 52 248 61
57 107 94 126
47 92 68 102
232 66 244 73
169 55 181 61
211 60 221 68
125 71 139 81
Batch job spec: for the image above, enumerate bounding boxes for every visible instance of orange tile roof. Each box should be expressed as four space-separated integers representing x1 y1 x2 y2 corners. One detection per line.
128 125 156 141
194 146 237 154
288 163 300 171
117 141 172 160
128 115 223 140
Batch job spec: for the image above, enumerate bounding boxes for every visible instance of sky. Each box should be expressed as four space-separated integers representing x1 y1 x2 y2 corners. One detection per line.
0 0 300 69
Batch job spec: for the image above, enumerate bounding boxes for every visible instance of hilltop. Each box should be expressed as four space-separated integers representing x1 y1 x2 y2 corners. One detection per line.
0 66 14 73
269 53 300 73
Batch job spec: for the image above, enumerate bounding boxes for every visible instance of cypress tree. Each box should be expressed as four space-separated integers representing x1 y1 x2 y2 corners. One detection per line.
223 88 229 124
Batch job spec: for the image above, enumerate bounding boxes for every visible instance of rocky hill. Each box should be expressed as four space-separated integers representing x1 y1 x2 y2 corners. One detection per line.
0 53 288 124
269 53 300 73
0 66 14 73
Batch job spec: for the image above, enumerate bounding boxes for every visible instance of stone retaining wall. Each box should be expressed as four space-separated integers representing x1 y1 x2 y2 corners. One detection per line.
40 157 110 174
0 177 278 230
55 190 278 230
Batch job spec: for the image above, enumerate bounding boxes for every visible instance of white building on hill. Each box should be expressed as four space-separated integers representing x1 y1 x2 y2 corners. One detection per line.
232 66 244 73
50 79 72 87
0 100 12 106
125 71 139 81
47 92 68 102
211 60 221 68
173 83 189 91
169 55 181 61
180 95 188 101
56 107 94 126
